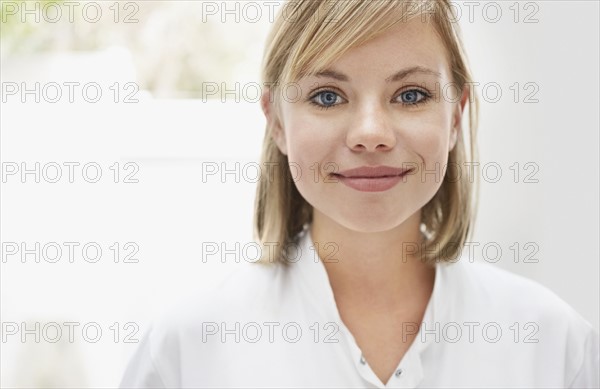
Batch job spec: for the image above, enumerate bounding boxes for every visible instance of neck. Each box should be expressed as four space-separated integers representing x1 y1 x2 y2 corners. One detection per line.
310 209 435 314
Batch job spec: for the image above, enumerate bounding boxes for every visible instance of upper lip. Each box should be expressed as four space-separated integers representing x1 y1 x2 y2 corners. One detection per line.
334 165 413 178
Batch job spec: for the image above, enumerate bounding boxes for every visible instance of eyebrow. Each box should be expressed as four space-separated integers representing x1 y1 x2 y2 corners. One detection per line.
313 66 442 82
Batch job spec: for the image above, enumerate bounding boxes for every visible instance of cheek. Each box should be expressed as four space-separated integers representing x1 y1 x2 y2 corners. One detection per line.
280 110 344 211
283 110 339 172
403 108 454 163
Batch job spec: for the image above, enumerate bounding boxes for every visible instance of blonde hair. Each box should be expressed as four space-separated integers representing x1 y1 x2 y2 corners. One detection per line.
253 0 479 265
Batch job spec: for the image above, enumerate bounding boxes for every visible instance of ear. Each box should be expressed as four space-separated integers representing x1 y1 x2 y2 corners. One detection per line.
449 85 470 151
261 88 288 156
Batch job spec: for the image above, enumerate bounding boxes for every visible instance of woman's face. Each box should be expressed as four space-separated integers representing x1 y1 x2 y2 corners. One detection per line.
266 17 467 233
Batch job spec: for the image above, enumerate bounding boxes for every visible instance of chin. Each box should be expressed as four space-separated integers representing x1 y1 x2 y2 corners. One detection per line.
322 207 414 234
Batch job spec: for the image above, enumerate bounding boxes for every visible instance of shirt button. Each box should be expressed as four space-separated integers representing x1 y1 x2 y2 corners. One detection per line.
395 369 403 377
359 355 366 365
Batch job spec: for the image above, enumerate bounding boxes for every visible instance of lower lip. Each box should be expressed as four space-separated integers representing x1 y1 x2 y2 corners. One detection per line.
333 173 409 192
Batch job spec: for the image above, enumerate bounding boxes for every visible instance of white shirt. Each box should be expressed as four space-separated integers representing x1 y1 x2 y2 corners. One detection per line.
120 224 600 388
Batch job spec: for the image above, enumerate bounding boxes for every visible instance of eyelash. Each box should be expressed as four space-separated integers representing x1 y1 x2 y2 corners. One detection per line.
307 88 433 111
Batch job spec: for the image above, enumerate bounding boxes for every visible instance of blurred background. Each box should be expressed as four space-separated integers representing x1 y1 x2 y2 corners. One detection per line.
1 0 598 387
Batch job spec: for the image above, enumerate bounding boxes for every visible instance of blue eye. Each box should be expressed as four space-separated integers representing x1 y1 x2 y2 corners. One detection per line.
309 90 342 109
398 89 429 105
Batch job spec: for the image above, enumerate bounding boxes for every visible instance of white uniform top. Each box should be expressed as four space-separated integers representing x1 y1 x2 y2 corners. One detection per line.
120 224 599 388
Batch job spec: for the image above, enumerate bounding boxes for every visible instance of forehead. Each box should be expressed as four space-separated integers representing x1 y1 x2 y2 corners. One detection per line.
308 17 450 81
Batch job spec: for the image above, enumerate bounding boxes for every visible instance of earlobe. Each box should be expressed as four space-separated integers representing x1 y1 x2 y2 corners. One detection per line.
272 124 288 156
449 126 459 151
261 88 288 155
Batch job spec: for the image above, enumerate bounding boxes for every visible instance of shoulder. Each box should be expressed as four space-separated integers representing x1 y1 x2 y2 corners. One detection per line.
441 259 599 387
448 259 590 327
120 261 290 387
158 260 289 329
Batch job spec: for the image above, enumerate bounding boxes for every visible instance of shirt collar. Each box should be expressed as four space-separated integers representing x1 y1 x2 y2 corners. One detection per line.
290 222 451 387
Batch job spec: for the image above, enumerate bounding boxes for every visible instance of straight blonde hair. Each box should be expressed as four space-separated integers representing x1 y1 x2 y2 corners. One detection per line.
253 0 479 265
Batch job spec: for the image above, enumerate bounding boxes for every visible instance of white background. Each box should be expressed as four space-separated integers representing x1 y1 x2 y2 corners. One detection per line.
1 1 598 387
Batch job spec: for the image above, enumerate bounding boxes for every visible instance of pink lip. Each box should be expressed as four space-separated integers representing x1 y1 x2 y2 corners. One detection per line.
332 165 414 192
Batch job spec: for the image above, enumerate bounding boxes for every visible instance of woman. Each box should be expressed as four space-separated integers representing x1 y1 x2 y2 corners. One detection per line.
120 1 599 387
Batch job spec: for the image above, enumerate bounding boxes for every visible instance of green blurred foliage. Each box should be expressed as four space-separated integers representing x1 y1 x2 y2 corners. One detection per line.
0 1 269 98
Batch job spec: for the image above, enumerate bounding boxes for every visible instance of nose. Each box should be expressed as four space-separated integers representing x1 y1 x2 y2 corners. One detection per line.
345 101 397 152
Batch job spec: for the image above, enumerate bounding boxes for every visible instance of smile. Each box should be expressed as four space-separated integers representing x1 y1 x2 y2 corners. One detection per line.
331 166 414 192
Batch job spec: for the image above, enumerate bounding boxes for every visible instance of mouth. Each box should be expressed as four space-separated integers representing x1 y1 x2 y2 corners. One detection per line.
331 166 415 192
333 165 415 179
